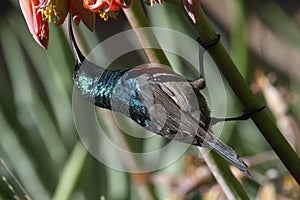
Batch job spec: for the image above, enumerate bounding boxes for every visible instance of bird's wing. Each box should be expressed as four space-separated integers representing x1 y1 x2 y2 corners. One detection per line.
142 81 206 144
140 81 250 176
130 69 250 175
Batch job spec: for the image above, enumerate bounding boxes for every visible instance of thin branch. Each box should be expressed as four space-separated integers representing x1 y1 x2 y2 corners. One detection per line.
122 0 171 66
194 4 300 185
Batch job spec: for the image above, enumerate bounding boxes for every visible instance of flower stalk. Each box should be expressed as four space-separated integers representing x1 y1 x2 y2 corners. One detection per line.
122 0 171 66
194 5 300 185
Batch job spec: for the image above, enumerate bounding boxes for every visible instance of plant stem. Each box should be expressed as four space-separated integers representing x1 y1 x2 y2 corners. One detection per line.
195 5 300 185
123 0 171 66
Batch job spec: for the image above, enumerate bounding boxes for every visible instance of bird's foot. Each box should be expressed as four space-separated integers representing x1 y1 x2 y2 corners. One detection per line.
210 106 265 125
190 77 206 90
197 34 221 50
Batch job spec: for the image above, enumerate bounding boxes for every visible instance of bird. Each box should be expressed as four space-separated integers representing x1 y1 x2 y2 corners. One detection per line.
68 17 250 176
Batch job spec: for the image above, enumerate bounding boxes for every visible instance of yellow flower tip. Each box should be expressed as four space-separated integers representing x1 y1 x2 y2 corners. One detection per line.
39 1 58 24
99 11 108 21
99 11 119 21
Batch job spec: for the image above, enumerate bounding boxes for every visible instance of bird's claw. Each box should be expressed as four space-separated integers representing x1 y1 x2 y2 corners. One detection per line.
190 77 206 90
197 34 221 50
210 106 265 125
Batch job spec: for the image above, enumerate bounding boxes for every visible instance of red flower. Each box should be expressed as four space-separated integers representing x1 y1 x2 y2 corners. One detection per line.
19 0 134 48
19 0 198 49
83 0 133 21
20 0 95 49
19 0 50 49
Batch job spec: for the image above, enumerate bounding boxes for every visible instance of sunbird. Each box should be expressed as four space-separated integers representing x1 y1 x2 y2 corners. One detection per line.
69 17 259 176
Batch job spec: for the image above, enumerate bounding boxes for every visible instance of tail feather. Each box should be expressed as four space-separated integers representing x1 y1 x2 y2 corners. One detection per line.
201 131 250 176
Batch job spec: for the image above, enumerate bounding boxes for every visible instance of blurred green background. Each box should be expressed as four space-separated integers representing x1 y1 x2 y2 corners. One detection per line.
0 0 299 199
